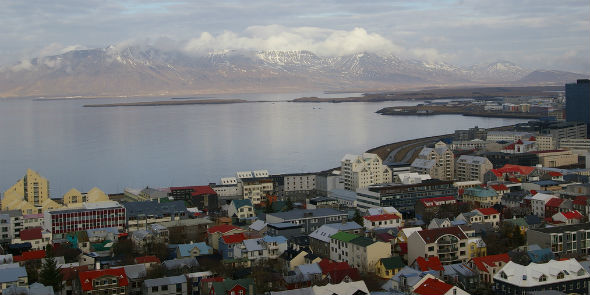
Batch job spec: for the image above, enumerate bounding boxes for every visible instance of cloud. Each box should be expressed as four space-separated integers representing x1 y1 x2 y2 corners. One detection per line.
183 26 404 57
37 42 87 57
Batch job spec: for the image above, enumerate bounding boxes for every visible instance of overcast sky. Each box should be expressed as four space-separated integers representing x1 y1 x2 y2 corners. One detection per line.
1 0 589 72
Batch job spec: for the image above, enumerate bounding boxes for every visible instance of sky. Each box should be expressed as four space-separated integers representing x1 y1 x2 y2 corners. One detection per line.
1 0 589 73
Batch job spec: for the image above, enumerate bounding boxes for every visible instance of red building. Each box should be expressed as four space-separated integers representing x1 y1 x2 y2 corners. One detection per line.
79 268 129 295
43 201 126 239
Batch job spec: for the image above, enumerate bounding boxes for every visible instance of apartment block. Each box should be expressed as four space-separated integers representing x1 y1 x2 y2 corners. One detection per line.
265 208 348 234
43 201 126 239
411 141 454 181
329 232 392 273
407 226 470 265
527 223 590 257
455 155 493 182
341 153 392 191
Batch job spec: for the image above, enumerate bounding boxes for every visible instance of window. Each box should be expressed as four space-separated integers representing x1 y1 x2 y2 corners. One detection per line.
539 275 547 282
176 283 182 292
152 286 158 292
162 285 168 291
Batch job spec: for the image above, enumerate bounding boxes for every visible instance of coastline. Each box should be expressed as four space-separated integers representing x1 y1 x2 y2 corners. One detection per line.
83 98 249 107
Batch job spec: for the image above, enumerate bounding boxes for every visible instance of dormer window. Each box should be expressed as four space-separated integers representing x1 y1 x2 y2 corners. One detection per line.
500 272 507 279
539 274 547 282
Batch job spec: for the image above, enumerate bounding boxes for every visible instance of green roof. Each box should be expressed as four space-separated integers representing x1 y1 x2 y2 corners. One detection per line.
350 236 374 247
464 187 497 198
232 199 253 209
380 256 405 270
330 232 359 242
212 278 255 295
505 218 528 227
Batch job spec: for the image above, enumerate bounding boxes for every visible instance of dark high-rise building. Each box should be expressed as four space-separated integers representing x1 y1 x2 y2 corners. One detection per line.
565 79 590 136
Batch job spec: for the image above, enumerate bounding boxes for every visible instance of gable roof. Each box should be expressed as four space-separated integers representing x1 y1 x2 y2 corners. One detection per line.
13 250 45 262
415 256 444 272
416 227 467 244
79 268 128 291
545 198 564 207
471 254 510 272
207 224 241 234
489 184 508 191
134 256 160 264
232 199 253 209
327 268 361 284
318 259 351 274
18 227 43 241
475 208 499 216
380 256 405 270
221 233 247 244
413 277 453 295
560 210 584 220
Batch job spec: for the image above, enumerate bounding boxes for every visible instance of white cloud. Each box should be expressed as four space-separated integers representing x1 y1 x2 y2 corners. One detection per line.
37 42 87 57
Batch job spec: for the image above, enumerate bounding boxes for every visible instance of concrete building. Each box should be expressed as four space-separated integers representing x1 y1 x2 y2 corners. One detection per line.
560 138 590 151
407 226 470 265
315 171 344 196
327 189 357 207
143 275 187 295
265 208 348 234
535 135 556 151
534 149 579 168
309 222 363 258
411 141 454 181
527 223 590 257
461 187 500 208
2 169 62 214
124 200 187 232
329 232 392 273
566 79 590 135
235 171 273 205
43 201 126 239
0 210 23 244
341 153 392 191
283 173 317 194
530 193 555 218
493 259 590 295
487 131 533 142
455 155 493 182
356 179 457 215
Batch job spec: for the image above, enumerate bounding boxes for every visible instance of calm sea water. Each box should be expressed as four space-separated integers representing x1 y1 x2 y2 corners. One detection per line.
0 92 526 197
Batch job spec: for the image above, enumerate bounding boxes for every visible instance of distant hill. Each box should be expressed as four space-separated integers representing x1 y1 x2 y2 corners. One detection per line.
0 46 585 98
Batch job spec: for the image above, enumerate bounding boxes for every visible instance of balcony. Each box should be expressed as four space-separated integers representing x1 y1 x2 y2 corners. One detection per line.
438 246 458 253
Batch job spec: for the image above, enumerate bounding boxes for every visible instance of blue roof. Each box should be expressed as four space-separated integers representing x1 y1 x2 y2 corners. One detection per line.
534 180 559 186
262 235 287 243
177 242 212 257
528 248 555 263
0 265 27 283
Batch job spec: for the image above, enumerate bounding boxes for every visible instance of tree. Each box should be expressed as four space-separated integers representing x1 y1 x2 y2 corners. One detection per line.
352 209 363 226
264 203 275 214
285 198 294 211
39 255 63 292
144 242 169 261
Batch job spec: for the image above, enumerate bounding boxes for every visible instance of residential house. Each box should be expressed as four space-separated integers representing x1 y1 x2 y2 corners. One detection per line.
484 164 538 183
266 223 304 239
415 196 457 220
78 268 128 295
461 187 500 208
551 211 584 225
227 200 254 220
329 232 392 273
207 278 255 295
124 200 187 232
504 217 529 235
168 185 219 211
530 193 556 218
428 218 452 229
468 253 510 284
412 275 470 295
381 266 440 293
317 259 361 284
233 235 288 262
162 258 199 273
407 226 470 265
467 237 487 258
207 225 245 250
363 214 402 230
112 264 147 295
375 256 405 279
218 233 247 260
143 275 187 295
176 242 213 258
0 264 28 292
10 227 51 250
308 222 363 258
442 263 479 291
493 259 590 295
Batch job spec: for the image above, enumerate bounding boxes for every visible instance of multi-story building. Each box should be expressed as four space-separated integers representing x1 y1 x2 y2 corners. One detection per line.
0 210 23 244
232 171 274 205
233 235 288 262
533 149 579 168
227 199 254 220
211 177 240 198
453 126 487 141
2 169 62 214
461 187 500 208
78 268 129 295
455 208 500 228
309 222 363 258
493 259 590 295
363 214 402 230
63 187 110 208
455 155 493 182
0 264 28 292
560 138 590 151
411 141 454 181
341 153 392 191
265 208 348 234
282 173 317 195
565 80 590 134
124 200 187 232
535 135 556 151
168 186 219 211
415 196 457 219
530 193 555 218
329 232 392 273
527 223 590 257
207 225 245 250
43 201 126 239
407 226 470 265
486 131 533 142
143 275 187 295
315 170 344 196
356 179 457 215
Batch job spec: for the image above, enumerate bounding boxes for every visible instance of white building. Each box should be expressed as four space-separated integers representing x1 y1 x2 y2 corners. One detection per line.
340 153 392 191
454 155 493 182
283 173 316 193
411 141 454 181
486 131 534 142
530 193 556 218
235 170 273 205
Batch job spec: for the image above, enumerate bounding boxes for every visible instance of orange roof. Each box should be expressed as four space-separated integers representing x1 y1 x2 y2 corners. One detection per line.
134 255 161 264
496 164 535 175
207 224 241 234
476 208 499 216
413 278 453 295
13 250 46 262
363 214 400 222
471 254 510 272
415 256 444 272
79 268 128 291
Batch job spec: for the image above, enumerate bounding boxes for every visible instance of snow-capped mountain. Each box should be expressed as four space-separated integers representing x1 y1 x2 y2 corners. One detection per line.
0 46 584 98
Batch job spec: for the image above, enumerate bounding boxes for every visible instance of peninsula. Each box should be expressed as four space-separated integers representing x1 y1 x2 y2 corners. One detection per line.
83 98 248 107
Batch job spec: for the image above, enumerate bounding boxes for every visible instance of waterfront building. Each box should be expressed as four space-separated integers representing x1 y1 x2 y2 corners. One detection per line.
235 170 273 205
487 131 534 142
453 126 487 141
493 259 590 295
340 153 392 191
227 199 254 220
282 173 317 195
566 79 590 134
411 141 454 181
407 226 470 266
315 170 344 196
527 223 590 257
327 189 357 207
455 155 493 182
2 169 62 215
43 201 126 239
356 179 457 215
560 138 590 151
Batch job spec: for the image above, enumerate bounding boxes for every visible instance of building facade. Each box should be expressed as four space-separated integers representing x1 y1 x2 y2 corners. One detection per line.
407 226 470 265
527 223 590 257
341 153 392 191
43 201 126 239
411 141 455 181
455 155 493 182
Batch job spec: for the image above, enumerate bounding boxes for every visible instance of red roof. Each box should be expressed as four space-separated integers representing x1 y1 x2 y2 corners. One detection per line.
376 233 395 242
561 211 583 219
363 214 400 222
318 259 351 274
327 268 361 284
207 224 241 234
489 184 508 191
545 198 564 208
413 278 453 295
503 143 515 150
416 227 467 244
573 196 590 206
13 250 46 262
397 243 408 254
476 208 499 216
79 268 128 291
415 256 444 272
134 255 161 264
471 254 511 272
169 185 217 196
222 233 246 244
496 164 535 176
60 265 91 281
19 227 43 241
548 171 562 177
529 136 536 141
516 139 524 144
202 277 224 283
419 196 456 207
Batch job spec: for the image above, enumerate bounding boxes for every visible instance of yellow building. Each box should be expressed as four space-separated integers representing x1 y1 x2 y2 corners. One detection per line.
467 237 487 258
461 187 500 208
375 256 405 279
2 169 62 214
63 187 110 207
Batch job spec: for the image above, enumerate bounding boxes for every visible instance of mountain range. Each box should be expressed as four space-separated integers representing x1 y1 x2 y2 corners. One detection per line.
0 46 586 98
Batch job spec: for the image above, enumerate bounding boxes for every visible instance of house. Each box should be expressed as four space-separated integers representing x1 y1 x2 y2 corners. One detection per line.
504 217 529 234
218 233 247 260
551 210 584 225
442 263 479 291
112 264 147 295
207 225 245 250
176 242 213 258
248 220 267 235
484 164 538 183
467 237 487 258
493 259 590 295
266 223 304 239
10 227 51 250
317 259 361 284
412 275 470 295
530 193 556 218
0 264 28 292
473 208 500 228
134 256 160 269
168 185 219 211
488 183 510 197
468 253 510 284
428 218 452 229
271 281 369 295
3 282 55 295
143 275 187 295
527 223 590 258
228 200 255 220
415 196 457 220
329 232 392 273
412 256 444 273
208 278 255 295
363 214 402 230
381 266 440 293
309 222 363 258
124 200 187 232
407 226 470 265
375 256 405 279
162 258 199 273
78 268 129 295
233 235 288 262
461 187 499 208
